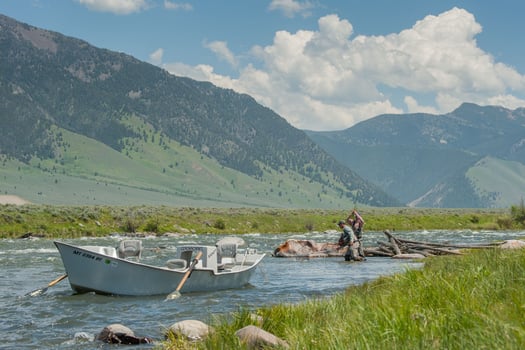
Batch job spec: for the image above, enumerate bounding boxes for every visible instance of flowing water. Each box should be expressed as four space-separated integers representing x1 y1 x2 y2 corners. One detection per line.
0 229 521 349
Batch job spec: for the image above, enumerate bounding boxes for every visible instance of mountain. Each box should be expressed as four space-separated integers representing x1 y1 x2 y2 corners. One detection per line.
306 103 525 208
0 14 399 208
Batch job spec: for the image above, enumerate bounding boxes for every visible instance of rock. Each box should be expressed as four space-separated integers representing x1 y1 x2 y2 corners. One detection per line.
500 239 525 249
18 232 46 239
97 324 153 345
392 253 426 259
166 320 213 341
162 232 182 238
235 325 289 349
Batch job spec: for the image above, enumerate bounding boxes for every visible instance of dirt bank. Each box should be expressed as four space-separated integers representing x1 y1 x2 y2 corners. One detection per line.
0 195 30 205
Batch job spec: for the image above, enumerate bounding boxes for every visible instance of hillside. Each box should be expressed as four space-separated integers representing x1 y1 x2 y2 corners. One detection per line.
306 104 525 208
0 14 399 208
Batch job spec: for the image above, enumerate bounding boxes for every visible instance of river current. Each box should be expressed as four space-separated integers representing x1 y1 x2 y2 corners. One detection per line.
0 229 521 349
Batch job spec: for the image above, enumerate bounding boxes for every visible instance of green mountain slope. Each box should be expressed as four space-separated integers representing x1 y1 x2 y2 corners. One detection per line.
0 125 371 208
406 157 525 208
0 14 399 208
467 157 525 207
306 104 525 208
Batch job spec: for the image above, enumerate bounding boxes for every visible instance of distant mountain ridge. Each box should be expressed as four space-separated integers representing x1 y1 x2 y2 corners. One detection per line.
306 103 525 208
0 14 398 208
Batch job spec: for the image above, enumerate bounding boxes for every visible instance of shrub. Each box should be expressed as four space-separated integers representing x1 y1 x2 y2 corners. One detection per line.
496 217 513 229
510 198 525 227
213 218 226 230
121 219 137 233
305 222 314 231
144 219 159 233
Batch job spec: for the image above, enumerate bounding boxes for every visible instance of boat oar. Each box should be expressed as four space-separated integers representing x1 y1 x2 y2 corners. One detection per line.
26 274 68 297
165 251 202 300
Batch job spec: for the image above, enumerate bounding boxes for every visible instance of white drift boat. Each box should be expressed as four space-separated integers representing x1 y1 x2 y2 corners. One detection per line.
54 237 265 296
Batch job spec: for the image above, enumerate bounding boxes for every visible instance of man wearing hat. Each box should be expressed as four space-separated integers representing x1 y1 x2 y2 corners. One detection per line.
337 220 363 262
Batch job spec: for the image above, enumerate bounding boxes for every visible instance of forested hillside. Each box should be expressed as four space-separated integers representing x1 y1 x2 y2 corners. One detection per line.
0 14 398 208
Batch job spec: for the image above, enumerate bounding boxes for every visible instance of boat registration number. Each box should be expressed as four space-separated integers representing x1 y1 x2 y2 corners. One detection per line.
73 250 103 262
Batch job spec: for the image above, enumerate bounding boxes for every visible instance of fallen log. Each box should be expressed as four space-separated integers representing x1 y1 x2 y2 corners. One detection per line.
395 237 500 249
403 243 463 255
384 230 402 255
366 249 394 257
383 230 403 245
272 231 519 259
407 248 433 257
392 253 426 260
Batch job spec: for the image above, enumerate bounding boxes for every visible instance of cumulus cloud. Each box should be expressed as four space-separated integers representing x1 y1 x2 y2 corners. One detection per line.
404 96 439 115
268 0 315 18
76 0 149 15
204 41 237 67
165 7 525 130
149 48 164 65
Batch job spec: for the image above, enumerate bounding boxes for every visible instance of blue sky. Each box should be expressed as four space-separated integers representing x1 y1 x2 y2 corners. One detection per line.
2 0 525 131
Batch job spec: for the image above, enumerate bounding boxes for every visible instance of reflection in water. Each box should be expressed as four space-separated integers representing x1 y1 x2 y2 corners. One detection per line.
0 230 521 349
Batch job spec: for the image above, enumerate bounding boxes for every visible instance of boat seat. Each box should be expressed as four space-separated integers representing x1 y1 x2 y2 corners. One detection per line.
166 259 187 270
117 240 143 260
216 242 237 270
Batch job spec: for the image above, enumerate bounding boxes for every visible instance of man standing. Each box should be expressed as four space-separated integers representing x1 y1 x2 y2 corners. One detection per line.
337 220 362 261
347 209 366 260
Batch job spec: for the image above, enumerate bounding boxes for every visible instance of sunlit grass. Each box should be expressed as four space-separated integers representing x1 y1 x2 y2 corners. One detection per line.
0 205 513 239
168 248 525 349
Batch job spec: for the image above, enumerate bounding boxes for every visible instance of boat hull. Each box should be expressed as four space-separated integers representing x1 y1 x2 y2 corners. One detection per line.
54 241 264 296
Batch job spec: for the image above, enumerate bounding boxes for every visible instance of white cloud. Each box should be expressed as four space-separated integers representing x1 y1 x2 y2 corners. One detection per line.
162 62 238 89
164 1 192 11
149 48 164 65
163 7 525 130
76 0 149 15
204 41 237 67
487 94 525 109
404 96 439 115
268 0 314 18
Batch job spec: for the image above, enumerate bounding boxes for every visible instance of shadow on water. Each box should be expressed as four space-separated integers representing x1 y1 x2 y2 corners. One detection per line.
0 230 521 349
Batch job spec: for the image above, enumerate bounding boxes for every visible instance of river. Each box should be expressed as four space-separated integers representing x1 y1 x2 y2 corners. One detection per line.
0 229 521 349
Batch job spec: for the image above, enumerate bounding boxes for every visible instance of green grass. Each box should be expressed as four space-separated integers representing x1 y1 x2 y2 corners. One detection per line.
467 156 525 208
163 248 525 349
0 205 514 239
0 125 364 209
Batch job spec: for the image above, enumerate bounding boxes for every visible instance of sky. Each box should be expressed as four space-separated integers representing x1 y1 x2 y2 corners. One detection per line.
2 0 525 131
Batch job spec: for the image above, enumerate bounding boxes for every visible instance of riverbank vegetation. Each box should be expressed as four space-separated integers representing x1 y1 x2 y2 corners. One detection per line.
0 204 524 239
164 247 525 349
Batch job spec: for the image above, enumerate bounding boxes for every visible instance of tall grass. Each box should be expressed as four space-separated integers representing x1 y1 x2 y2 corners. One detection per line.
0 205 514 238
168 248 525 349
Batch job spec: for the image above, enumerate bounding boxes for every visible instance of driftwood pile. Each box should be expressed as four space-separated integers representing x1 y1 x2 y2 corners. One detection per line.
273 230 505 259
370 230 501 258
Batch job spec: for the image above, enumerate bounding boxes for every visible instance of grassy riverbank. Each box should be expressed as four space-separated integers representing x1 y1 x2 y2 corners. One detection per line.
0 205 517 239
2 204 523 348
163 247 525 349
